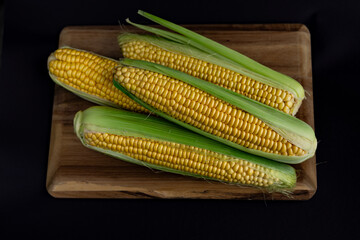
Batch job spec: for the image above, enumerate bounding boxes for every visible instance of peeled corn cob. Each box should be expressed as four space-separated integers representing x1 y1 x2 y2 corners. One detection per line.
123 10 305 115
74 106 296 192
113 59 317 164
47 47 148 113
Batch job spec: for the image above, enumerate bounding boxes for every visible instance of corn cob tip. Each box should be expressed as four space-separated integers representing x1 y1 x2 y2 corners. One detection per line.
47 47 149 113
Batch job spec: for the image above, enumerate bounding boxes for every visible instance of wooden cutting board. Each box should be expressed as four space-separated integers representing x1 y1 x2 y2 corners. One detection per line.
46 24 317 200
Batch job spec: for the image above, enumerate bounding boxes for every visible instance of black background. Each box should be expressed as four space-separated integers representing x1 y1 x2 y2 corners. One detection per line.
1 0 359 239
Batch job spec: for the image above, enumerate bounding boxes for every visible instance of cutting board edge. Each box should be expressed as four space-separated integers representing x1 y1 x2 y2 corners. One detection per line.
58 23 310 34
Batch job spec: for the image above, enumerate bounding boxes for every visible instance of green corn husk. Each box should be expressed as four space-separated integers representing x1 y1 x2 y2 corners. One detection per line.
122 10 305 115
114 59 317 164
74 106 297 192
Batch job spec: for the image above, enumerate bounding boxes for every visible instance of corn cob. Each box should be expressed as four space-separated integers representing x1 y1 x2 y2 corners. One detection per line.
122 10 305 116
119 33 298 115
74 106 296 192
113 59 317 164
47 47 148 113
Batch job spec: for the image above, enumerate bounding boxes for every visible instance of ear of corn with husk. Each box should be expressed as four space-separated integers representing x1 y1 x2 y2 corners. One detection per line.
113 58 317 164
47 46 148 113
74 106 297 192
121 10 305 115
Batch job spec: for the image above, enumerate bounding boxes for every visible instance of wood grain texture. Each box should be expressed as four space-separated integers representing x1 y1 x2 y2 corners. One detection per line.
46 24 316 200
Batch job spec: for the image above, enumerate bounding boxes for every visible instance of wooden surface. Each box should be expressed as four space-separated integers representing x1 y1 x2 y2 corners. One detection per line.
46 24 316 200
